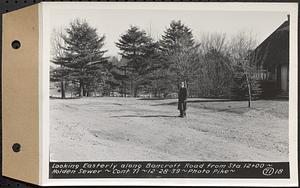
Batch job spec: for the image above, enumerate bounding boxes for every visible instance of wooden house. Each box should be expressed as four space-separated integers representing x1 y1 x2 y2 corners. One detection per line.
252 16 289 99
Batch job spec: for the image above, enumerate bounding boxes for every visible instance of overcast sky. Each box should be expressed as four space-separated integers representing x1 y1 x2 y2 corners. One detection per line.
50 8 288 57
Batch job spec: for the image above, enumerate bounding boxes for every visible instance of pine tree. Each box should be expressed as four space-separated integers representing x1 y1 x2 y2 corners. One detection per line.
159 20 199 95
160 20 194 54
116 26 159 97
59 19 108 97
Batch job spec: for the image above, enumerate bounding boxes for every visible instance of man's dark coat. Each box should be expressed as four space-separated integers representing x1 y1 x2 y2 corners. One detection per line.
178 87 187 111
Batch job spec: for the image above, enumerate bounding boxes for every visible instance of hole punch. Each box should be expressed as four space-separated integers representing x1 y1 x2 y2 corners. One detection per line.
11 40 21 49
12 143 21 152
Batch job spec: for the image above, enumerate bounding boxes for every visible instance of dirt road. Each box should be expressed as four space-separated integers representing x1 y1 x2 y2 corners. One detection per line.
50 97 288 162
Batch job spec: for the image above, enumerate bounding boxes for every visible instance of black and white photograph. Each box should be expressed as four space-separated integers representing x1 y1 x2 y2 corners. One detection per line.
44 2 297 183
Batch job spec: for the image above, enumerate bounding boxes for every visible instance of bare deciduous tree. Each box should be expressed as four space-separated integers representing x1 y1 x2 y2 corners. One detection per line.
200 32 227 54
193 33 233 98
51 28 67 99
229 31 259 107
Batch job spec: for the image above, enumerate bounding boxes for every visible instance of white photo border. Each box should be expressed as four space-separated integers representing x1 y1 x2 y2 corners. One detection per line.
40 2 298 186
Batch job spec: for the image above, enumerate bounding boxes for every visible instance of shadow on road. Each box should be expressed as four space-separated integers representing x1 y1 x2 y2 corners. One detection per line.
50 96 81 100
138 98 167 100
111 115 178 118
203 106 251 114
151 99 232 106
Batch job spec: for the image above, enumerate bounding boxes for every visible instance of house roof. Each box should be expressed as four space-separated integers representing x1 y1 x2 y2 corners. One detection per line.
257 20 289 49
252 18 289 68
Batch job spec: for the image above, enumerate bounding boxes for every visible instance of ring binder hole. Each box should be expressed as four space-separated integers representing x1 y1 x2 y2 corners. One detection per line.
12 143 21 152
11 40 21 49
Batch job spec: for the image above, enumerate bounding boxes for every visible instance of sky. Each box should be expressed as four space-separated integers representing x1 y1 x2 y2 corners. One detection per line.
50 7 288 58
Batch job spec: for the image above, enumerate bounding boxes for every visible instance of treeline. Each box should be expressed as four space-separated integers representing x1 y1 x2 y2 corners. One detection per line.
51 18 261 105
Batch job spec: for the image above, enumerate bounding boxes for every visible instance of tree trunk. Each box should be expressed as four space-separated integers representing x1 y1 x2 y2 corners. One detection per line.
79 79 84 97
60 64 66 99
130 79 133 97
123 85 126 97
83 84 87 97
60 80 66 99
134 91 137 97
122 80 125 97
124 68 127 98
245 74 251 108
154 89 158 98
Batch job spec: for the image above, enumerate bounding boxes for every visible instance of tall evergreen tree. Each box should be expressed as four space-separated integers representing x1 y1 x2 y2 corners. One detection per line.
160 20 194 54
159 20 199 95
60 19 108 97
116 26 159 97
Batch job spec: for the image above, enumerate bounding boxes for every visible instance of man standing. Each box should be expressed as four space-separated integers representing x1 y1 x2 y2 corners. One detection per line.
178 81 187 118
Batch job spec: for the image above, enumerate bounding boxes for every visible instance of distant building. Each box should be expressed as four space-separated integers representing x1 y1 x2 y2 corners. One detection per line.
252 16 289 99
